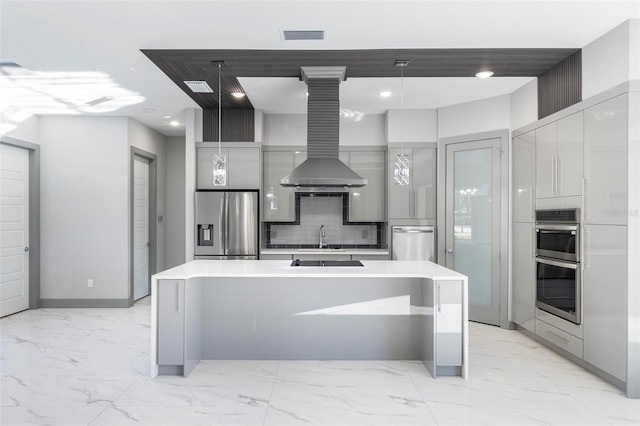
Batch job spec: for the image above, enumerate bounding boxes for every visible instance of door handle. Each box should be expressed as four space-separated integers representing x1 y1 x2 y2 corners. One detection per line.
446 249 454 254
24 246 30 252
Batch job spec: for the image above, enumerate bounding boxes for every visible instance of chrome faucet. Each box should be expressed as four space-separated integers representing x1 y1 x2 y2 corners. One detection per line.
319 224 327 248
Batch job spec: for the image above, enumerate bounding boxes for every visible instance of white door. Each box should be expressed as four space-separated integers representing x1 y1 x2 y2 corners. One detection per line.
133 155 150 300
0 144 29 317
445 139 501 326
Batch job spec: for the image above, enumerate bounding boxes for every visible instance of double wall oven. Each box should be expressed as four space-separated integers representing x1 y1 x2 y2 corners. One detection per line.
535 209 581 324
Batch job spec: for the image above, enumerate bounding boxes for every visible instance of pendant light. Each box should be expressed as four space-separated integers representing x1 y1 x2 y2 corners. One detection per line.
393 59 410 186
213 61 227 186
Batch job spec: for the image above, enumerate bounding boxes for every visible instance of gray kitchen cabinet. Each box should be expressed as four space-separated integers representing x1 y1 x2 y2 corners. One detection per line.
513 131 535 222
584 94 628 225
535 112 583 199
513 222 536 333
582 224 627 382
157 280 184 366
388 147 436 219
347 151 385 222
197 146 260 190
436 280 463 367
263 150 306 222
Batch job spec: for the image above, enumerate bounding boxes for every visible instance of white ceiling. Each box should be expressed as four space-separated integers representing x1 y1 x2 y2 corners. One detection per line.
1 1 638 136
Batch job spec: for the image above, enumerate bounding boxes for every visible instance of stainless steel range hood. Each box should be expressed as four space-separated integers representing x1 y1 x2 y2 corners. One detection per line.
280 67 367 188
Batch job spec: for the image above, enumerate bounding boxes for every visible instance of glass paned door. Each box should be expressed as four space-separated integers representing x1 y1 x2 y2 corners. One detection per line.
445 139 501 325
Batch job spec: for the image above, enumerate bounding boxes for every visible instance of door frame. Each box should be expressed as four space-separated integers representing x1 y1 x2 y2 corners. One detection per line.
129 147 157 306
0 137 41 309
437 129 510 329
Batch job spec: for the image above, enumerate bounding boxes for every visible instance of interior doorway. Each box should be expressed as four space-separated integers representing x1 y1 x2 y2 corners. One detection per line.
438 130 509 328
130 148 157 303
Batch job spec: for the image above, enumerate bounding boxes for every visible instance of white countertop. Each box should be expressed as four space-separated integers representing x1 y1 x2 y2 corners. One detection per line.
152 259 466 281
261 248 389 256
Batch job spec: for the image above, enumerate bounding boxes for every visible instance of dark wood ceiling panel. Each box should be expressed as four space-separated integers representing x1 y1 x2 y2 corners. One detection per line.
142 48 580 110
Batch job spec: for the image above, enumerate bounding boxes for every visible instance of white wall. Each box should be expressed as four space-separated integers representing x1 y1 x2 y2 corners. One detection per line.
262 114 386 147
165 136 186 269
4 116 40 144
39 116 129 300
386 109 437 142
128 118 167 273
583 19 639 99
437 94 511 139
184 108 197 261
510 79 538 131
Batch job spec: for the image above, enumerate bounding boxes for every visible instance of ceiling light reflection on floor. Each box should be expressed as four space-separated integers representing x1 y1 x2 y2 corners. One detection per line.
0 62 145 136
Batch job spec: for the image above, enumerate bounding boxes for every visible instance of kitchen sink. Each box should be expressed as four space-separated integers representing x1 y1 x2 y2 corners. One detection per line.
297 248 345 252
291 259 363 267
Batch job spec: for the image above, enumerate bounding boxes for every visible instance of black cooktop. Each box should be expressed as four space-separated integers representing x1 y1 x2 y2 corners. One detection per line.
291 259 364 267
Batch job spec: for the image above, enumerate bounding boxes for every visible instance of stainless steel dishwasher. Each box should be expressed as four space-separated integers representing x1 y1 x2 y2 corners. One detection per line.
392 226 435 261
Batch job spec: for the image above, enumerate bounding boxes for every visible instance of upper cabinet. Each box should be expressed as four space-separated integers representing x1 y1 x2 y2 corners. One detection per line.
513 130 535 222
347 151 385 222
197 146 261 190
388 147 436 220
535 112 583 199
262 150 306 222
584 94 628 225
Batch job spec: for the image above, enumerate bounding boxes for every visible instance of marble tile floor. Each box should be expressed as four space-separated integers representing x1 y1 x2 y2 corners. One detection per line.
1 298 638 426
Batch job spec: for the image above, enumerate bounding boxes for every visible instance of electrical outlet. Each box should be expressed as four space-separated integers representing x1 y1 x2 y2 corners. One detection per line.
361 230 369 239
87 279 94 288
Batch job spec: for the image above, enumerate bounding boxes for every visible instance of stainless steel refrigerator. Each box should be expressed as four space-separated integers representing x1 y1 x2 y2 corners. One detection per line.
195 191 259 259
391 225 435 261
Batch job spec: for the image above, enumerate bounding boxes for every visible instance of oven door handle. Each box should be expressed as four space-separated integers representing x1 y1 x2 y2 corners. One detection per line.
536 257 578 270
536 224 579 232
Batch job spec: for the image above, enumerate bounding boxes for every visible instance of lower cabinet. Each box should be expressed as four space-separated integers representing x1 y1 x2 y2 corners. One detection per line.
157 280 184 366
436 281 463 366
582 224 627 382
535 319 583 359
513 222 536 332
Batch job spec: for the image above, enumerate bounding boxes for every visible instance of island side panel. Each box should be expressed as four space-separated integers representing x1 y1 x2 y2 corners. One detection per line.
199 277 425 360
184 277 203 376
157 279 185 375
150 277 158 378
435 279 463 377
418 278 436 377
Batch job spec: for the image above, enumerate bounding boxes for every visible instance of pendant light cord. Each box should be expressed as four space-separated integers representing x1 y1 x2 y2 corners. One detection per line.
400 63 404 155
218 63 222 154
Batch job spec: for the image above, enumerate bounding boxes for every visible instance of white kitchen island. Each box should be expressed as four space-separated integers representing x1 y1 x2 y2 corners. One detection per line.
150 260 468 380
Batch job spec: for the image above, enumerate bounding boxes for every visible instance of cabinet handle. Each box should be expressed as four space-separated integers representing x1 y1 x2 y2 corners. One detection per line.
555 157 560 195
582 178 589 220
584 227 590 269
550 157 555 195
176 282 181 313
437 284 442 313
530 225 534 259
530 185 534 221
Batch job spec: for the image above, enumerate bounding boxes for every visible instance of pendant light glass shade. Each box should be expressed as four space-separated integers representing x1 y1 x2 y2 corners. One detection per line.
213 154 226 186
393 60 410 186
394 153 411 185
213 62 227 186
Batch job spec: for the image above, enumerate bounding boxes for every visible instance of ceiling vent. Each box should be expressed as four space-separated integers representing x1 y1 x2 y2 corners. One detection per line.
183 80 213 93
282 30 325 41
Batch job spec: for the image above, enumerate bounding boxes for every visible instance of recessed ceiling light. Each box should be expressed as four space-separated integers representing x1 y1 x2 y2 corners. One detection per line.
379 91 392 97
169 120 180 126
143 107 156 113
163 115 171 119
475 70 494 79
231 92 246 98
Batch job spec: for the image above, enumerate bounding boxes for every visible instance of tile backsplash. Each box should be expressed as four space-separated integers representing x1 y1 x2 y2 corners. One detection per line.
266 195 380 247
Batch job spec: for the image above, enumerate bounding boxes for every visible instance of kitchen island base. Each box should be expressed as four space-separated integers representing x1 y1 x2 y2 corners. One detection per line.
151 260 467 379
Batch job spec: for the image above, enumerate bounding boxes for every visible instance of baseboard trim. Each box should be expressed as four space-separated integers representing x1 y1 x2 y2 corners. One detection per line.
39 299 131 308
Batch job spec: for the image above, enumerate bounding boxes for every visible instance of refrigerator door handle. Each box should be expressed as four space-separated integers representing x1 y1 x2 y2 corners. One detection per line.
223 192 229 255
